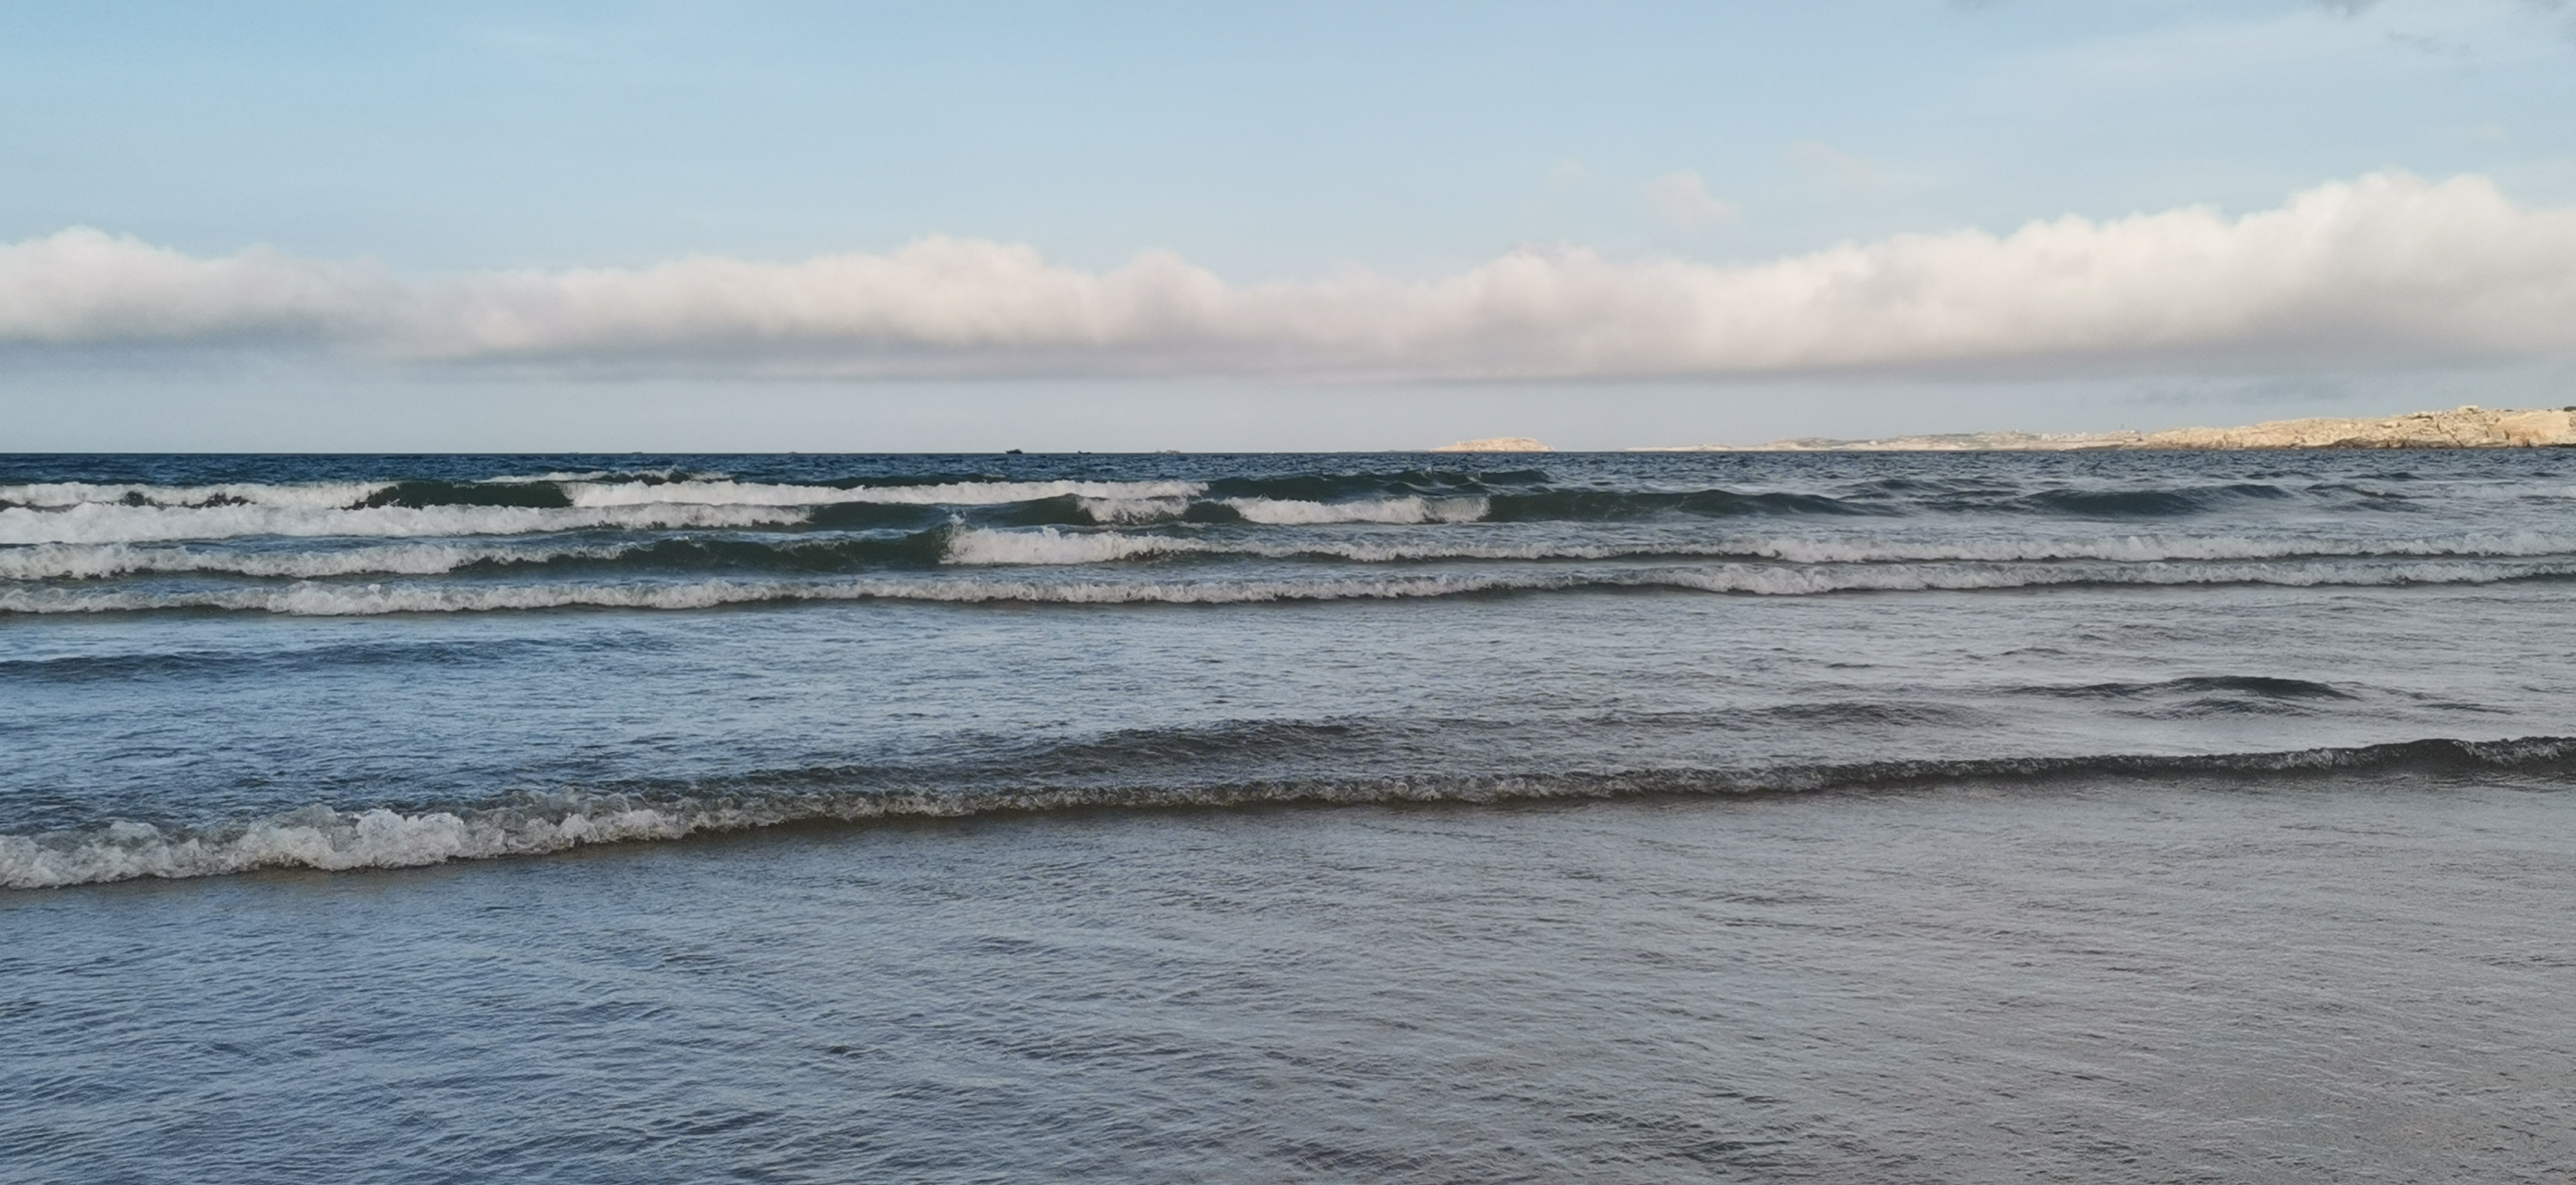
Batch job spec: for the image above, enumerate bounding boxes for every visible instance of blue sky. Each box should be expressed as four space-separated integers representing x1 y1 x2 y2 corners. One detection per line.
6 1 2576 450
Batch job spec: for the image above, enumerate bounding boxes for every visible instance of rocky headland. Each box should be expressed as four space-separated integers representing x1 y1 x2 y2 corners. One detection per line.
1640 406 2576 452
2137 405 2576 449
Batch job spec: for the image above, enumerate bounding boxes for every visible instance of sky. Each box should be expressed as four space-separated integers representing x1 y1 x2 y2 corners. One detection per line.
5 0 2576 451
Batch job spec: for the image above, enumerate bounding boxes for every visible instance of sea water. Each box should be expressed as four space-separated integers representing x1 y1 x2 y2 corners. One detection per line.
4 450 2573 1180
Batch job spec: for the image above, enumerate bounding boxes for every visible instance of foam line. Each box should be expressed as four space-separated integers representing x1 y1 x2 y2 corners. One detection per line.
0 502 812 545
0 480 390 510
940 527 2576 567
564 479 1205 508
1222 496 1489 524
9 735 2569 889
6 556 2575 614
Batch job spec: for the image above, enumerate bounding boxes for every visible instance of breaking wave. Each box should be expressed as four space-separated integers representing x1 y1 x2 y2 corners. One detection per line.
0 534 954 582
10 734 2571 889
0 573 1553 614
15 459 2576 619
939 527 2576 568
3 468 2546 551
7 554 2576 614
14 525 2576 583
1222 496 1489 525
0 540 601 581
943 527 1189 566
560 478 1206 509
0 501 814 545
0 480 391 511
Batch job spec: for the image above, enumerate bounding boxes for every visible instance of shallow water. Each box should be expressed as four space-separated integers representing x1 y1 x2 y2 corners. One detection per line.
7 779 2572 1182
5 450 2575 1179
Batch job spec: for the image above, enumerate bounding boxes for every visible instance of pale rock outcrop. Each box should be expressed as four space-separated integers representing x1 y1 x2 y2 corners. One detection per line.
1432 437 1553 452
1642 430 2145 453
2140 406 2576 449
1641 404 2576 451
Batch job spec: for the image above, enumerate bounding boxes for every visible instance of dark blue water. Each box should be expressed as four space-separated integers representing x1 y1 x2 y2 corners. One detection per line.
6 450 2575 1180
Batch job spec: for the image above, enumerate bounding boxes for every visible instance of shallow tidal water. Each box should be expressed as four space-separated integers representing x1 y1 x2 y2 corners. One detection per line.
6 450 2576 1180
7 778 2573 1182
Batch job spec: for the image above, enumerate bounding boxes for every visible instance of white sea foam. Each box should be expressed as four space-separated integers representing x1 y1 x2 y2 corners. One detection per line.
0 804 714 889
0 480 389 509
944 526 1197 565
1222 496 1489 525
5 555 2573 616
1731 530 2576 565
1078 496 1191 523
936 526 2576 568
0 573 1550 614
564 478 1204 508
0 477 1214 544
0 501 810 545
0 540 632 581
0 777 1664 888
943 526 1587 565
12 524 2575 580
1649 558 2576 595
11 732 2569 888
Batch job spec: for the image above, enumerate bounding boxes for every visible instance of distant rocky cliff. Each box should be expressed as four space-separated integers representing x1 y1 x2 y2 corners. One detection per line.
2138 406 2576 449
1644 406 2576 452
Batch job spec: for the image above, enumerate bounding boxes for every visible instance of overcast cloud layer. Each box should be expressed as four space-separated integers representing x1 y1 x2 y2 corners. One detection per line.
7 172 2575 381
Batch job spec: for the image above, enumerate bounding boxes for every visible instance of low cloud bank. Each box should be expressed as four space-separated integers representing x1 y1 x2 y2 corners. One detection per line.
6 173 2575 378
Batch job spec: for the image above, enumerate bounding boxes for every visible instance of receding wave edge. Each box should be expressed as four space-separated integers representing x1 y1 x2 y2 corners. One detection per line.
7 735 2570 889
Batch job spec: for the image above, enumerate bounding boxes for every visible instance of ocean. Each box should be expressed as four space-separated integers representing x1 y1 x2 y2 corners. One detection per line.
5 449 2573 1181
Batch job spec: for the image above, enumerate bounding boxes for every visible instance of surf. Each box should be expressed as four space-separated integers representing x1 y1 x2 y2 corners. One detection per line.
10 734 2570 889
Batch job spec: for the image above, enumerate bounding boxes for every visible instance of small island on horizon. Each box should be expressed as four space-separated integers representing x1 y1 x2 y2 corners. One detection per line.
1434 405 2576 453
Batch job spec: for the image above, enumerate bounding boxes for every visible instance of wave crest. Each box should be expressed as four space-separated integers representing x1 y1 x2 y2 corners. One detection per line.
0 501 812 545
9 554 2576 614
565 478 1204 508
1222 496 1489 525
0 480 390 511
10 735 2571 889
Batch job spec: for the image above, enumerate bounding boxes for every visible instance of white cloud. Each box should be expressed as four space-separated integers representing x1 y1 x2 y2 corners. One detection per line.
8 172 2576 379
0 228 395 344
1645 170 1736 229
